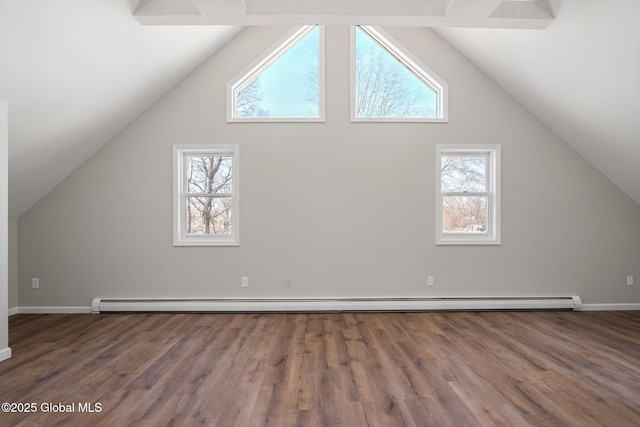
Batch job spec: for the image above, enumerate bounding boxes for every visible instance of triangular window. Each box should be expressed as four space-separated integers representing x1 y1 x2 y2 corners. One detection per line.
352 26 447 122
228 25 324 121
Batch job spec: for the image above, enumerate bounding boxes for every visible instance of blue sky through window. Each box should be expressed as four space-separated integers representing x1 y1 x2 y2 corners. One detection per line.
355 26 437 118
236 27 319 118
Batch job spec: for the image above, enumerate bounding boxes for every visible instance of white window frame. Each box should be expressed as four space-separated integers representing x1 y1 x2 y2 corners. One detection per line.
227 25 325 123
436 145 501 245
173 145 239 246
350 25 448 123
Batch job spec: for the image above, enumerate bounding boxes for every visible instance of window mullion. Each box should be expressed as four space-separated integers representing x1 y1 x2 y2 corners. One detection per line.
441 192 489 197
184 193 233 198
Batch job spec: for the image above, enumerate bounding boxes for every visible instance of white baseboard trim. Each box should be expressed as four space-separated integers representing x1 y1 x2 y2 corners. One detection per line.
16 306 92 314
10 300 640 315
580 303 640 311
0 347 12 362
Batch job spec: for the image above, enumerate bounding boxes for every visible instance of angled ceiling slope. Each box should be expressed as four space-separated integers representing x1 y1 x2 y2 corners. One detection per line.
3 0 637 220
437 0 640 206
0 0 241 218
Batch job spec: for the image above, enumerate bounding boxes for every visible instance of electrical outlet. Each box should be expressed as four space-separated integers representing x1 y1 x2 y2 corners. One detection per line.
284 276 292 288
427 276 434 287
241 277 249 288
628 276 634 286
32 278 39 289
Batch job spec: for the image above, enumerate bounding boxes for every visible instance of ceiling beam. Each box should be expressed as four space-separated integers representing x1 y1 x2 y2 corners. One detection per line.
133 0 555 29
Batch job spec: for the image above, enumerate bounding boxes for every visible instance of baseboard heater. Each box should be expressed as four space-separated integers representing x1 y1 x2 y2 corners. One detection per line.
92 296 582 313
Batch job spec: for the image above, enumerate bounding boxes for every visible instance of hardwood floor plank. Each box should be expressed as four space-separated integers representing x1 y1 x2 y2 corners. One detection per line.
404 398 454 427
1 311 640 426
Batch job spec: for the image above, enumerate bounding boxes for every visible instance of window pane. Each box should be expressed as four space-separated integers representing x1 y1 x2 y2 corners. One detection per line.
186 156 233 194
443 196 487 233
355 26 437 119
236 27 319 118
441 154 486 192
185 196 232 235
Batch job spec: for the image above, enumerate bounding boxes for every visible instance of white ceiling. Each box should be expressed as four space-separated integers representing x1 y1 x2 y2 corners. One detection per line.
1 0 638 219
437 0 640 206
0 0 241 218
135 0 555 27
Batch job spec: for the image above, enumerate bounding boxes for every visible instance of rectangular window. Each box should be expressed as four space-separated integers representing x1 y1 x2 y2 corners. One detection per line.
173 145 239 246
436 145 500 245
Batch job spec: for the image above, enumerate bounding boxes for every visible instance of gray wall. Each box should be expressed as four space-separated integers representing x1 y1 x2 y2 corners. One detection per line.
1 100 9 360
8 219 17 310
16 26 640 307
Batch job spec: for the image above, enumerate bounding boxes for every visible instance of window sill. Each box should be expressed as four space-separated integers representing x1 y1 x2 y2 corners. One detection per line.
436 241 501 246
436 235 501 246
351 117 448 123
173 237 239 247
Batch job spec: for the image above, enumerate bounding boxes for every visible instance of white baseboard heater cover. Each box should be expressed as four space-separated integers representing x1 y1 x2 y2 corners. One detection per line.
92 296 582 314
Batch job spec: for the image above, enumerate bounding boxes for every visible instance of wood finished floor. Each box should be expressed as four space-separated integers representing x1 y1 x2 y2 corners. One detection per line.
1 311 640 426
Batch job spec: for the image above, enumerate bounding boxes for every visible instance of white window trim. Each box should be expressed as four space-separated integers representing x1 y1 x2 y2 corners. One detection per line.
173 145 240 247
436 144 501 246
350 25 448 123
227 25 325 123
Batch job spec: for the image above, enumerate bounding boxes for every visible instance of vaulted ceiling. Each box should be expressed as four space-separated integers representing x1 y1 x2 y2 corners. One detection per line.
437 0 640 209
1 0 638 218
0 0 241 218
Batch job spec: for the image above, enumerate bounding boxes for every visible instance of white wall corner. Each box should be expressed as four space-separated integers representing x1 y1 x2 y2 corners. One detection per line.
8 219 18 312
1 101 10 361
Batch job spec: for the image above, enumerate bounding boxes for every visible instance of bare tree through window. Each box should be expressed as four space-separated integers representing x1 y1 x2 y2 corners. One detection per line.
436 145 500 245
441 155 488 233
354 27 436 119
231 26 320 119
236 79 269 118
185 155 233 235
